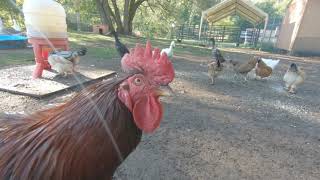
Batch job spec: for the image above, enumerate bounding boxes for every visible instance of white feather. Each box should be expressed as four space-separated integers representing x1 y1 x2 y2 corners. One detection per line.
261 58 280 69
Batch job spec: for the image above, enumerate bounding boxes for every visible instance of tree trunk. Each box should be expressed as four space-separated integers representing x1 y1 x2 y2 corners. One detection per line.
123 0 130 34
124 0 145 35
96 0 146 35
95 0 115 32
110 0 124 33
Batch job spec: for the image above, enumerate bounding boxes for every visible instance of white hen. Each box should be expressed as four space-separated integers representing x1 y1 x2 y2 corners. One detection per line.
161 41 175 58
261 58 280 70
48 48 87 76
48 55 74 76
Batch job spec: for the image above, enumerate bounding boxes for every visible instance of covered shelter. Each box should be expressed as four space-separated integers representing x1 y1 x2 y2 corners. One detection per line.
199 0 268 41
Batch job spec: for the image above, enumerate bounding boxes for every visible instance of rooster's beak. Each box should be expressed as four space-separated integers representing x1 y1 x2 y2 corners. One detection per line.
156 85 174 97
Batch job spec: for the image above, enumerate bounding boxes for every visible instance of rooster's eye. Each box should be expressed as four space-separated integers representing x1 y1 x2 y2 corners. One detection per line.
134 78 142 86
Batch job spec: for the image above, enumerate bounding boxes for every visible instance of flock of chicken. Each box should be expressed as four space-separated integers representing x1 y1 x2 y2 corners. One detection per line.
0 32 307 179
45 33 305 95
207 45 305 94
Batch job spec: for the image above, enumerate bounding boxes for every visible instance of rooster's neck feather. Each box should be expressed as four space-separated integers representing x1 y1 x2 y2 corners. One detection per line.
0 74 142 179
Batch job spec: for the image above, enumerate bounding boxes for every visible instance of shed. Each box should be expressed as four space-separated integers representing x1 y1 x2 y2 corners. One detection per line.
93 24 109 35
276 0 320 55
199 0 268 40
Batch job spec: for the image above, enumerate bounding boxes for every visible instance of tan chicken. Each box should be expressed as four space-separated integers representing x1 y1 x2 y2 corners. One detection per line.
255 58 273 79
227 56 258 80
283 63 305 93
208 59 223 85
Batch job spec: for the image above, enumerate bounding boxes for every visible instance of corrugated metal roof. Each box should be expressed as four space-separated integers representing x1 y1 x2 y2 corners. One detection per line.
202 0 268 25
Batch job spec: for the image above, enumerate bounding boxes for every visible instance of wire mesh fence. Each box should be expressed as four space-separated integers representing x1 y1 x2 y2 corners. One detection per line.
174 17 283 50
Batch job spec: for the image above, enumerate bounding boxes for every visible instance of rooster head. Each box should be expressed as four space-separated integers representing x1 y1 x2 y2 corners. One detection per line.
118 41 175 133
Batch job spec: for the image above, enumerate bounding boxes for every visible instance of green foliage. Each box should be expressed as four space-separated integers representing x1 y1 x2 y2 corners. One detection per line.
133 0 222 38
0 0 24 28
0 0 290 38
58 0 100 27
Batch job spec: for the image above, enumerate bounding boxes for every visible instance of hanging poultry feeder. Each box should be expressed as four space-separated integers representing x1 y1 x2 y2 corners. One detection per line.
23 0 69 78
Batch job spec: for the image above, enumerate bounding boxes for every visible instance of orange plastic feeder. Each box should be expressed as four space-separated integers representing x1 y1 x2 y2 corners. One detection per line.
29 38 69 78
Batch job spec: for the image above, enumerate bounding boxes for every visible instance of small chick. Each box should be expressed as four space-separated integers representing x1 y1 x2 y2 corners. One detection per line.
283 63 305 93
208 59 223 85
255 57 273 79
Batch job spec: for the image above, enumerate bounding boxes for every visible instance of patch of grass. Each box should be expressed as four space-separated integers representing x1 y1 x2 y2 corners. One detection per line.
0 31 217 67
87 47 118 59
0 49 34 67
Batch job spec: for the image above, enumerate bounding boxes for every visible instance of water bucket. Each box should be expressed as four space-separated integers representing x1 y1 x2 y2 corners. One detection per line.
23 0 67 39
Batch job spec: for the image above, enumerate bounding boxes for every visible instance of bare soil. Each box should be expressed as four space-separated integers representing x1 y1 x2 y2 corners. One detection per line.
0 65 114 98
1 50 320 180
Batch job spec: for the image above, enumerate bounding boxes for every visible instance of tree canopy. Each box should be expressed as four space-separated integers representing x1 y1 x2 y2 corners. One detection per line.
0 0 291 37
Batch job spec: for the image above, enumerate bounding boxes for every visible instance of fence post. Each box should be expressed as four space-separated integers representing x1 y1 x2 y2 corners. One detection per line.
222 26 226 42
181 24 185 41
192 24 196 39
254 29 261 48
236 28 241 47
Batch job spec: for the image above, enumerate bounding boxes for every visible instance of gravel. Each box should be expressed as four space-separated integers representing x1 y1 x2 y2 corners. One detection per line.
1 51 320 180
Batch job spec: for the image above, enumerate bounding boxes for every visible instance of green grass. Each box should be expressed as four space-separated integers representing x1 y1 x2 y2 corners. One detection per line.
0 49 34 66
0 31 213 67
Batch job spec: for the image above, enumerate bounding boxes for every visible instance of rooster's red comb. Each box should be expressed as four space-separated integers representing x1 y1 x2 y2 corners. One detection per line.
121 41 175 85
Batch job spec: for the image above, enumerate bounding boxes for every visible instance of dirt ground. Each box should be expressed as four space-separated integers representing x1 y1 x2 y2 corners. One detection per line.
1 50 320 180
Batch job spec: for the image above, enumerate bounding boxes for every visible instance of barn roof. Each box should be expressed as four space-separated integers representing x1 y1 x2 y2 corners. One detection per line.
202 0 268 25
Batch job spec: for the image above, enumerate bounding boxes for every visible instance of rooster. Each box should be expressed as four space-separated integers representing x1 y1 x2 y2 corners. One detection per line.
0 41 175 179
111 30 129 58
161 41 175 58
48 47 87 76
283 63 305 93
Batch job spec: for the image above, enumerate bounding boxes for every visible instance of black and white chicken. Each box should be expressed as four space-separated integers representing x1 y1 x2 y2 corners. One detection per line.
111 30 129 58
48 47 87 76
212 48 226 63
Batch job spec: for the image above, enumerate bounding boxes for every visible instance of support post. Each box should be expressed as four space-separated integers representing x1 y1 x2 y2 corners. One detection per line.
199 12 204 40
260 15 269 51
